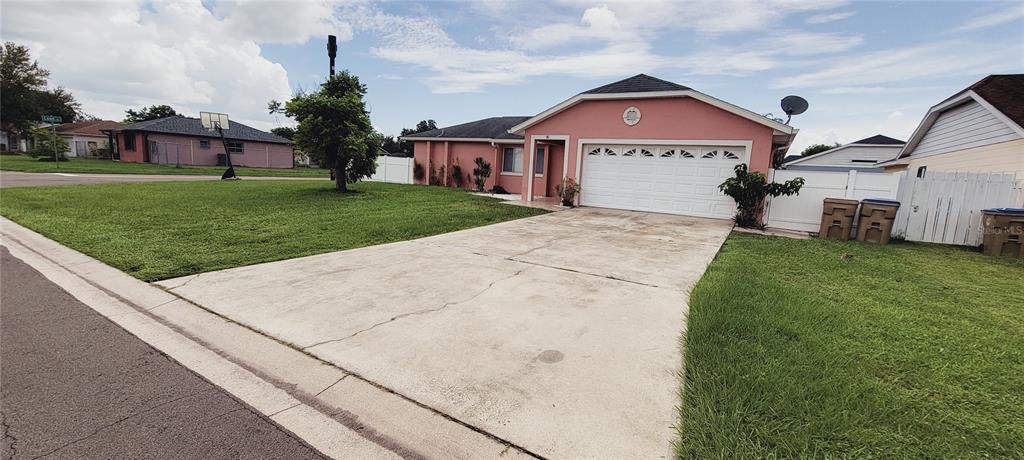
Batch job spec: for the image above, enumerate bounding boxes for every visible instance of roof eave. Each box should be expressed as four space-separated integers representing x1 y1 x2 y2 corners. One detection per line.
400 136 524 143
507 90 795 135
899 89 1024 159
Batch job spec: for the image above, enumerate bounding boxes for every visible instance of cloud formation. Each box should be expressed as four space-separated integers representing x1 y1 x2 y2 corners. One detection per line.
1 0 318 128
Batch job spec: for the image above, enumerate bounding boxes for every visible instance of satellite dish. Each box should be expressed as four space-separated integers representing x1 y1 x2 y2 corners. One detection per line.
780 95 808 124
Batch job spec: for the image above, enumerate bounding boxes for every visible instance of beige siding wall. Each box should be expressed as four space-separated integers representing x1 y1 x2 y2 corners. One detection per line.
906 138 1024 178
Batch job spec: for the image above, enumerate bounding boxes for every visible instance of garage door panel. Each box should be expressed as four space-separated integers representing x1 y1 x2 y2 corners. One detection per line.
582 143 742 219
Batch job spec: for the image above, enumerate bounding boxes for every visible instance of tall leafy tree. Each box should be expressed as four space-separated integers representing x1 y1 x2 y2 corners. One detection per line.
380 135 401 155
800 143 840 157
124 104 178 123
270 127 295 140
1 41 81 143
276 72 378 191
397 119 437 155
36 87 81 123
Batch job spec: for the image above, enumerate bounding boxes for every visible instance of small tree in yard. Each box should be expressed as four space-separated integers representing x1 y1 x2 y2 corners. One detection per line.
28 126 68 161
719 164 804 228
274 72 377 191
472 157 491 191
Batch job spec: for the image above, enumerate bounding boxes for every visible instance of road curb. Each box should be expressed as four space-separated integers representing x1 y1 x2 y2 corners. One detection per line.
0 217 539 460
0 218 399 459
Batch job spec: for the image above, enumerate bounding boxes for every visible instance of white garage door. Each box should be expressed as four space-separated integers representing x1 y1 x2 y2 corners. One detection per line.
580 144 744 219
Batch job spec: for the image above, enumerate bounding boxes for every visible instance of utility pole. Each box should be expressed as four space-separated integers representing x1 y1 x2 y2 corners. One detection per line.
327 34 338 182
327 35 337 77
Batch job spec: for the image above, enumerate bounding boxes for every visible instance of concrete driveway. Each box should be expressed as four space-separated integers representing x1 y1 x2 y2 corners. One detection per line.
157 208 733 458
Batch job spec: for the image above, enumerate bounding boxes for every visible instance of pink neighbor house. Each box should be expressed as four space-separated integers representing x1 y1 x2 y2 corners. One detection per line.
402 74 798 219
110 115 294 168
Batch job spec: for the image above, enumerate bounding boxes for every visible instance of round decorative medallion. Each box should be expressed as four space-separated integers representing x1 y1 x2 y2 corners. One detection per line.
622 106 641 126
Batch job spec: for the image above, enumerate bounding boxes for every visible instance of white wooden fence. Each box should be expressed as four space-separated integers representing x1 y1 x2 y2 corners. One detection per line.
892 172 1024 246
367 156 414 184
765 170 902 232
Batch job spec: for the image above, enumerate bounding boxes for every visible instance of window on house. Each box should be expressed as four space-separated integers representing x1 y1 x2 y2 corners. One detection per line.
75 141 88 156
123 132 136 151
502 147 523 174
226 140 244 154
535 147 545 175
199 139 211 149
916 166 927 178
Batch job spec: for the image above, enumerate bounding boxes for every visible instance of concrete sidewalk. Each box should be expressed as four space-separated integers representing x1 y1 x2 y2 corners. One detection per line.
0 248 326 459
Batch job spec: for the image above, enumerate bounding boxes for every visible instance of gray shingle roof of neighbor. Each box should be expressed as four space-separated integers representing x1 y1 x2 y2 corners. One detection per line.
112 116 292 144
402 116 532 140
850 134 905 145
581 74 691 94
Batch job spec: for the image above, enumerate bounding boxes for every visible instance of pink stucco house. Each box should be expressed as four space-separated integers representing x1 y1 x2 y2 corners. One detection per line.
110 116 293 168
403 74 798 219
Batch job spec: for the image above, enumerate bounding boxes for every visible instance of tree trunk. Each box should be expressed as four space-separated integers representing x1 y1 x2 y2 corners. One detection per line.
334 166 347 192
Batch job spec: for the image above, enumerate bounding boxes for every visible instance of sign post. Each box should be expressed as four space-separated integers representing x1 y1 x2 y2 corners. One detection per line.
41 115 62 167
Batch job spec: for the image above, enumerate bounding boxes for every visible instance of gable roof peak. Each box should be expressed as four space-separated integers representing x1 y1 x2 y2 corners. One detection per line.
581 74 690 94
851 134 905 145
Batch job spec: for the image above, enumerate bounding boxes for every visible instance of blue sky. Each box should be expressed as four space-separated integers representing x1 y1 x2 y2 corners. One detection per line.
4 0 1023 153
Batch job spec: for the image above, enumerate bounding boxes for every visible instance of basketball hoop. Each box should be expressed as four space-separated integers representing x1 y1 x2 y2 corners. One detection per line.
200 111 238 180
200 112 230 131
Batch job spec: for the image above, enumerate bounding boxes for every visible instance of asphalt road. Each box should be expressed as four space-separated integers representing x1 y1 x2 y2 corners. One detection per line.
0 247 326 460
0 171 322 188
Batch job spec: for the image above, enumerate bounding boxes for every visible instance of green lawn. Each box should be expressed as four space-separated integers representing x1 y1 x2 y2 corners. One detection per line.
0 181 545 281
0 154 327 177
680 233 1024 458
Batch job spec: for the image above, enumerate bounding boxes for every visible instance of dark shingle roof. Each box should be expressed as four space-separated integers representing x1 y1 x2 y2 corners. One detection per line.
113 116 291 144
581 74 690 94
969 74 1024 128
403 116 531 140
851 134 905 145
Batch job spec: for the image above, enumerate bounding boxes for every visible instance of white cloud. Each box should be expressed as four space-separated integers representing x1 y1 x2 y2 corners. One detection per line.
510 6 625 50
888 111 903 119
354 1 857 93
216 0 352 45
806 11 855 24
1 0 301 127
763 31 863 55
953 5 1024 32
773 42 1023 89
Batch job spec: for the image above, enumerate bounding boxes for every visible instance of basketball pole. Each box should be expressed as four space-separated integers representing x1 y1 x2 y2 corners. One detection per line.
217 124 237 180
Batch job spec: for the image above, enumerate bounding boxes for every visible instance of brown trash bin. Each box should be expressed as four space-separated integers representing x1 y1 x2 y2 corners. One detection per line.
819 198 859 240
981 208 1024 257
856 198 901 244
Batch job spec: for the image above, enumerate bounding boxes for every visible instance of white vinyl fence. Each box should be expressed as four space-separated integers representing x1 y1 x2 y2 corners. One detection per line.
765 170 902 232
367 156 414 184
892 172 1024 246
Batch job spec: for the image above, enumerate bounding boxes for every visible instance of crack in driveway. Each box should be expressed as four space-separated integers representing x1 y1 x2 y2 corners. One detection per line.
302 269 526 351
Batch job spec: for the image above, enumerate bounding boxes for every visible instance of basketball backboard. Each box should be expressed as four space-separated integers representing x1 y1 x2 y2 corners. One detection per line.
200 112 230 130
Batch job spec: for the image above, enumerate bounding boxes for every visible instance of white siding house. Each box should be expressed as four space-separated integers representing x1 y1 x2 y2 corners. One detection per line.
880 74 1024 178
783 134 904 171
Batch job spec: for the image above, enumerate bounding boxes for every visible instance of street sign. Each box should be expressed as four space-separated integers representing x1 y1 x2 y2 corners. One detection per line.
41 115 62 123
